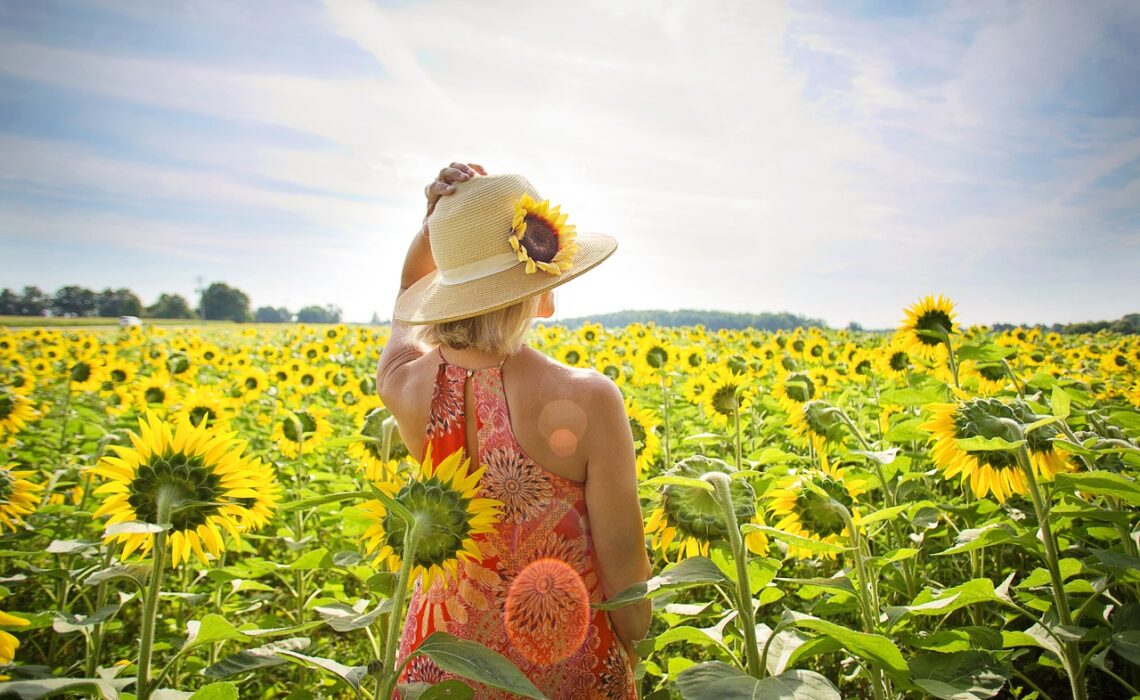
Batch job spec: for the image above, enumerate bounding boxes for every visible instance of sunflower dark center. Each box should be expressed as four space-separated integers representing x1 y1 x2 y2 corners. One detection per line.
168 353 190 375
792 339 805 353
383 477 473 567
854 359 872 376
602 363 621 381
565 350 581 365
0 393 13 420
188 406 216 427
70 362 92 383
111 369 128 383
144 386 166 404
520 215 560 263
978 364 1006 381
645 346 668 370
244 376 260 390
889 351 909 372
1113 354 1128 368
283 411 317 442
128 454 223 531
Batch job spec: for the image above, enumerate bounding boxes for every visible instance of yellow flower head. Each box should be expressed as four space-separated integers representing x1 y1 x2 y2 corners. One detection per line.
0 464 43 532
89 411 278 567
898 294 958 362
360 445 500 592
509 193 579 276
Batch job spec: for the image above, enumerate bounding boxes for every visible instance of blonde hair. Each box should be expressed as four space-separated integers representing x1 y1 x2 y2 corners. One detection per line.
420 295 541 356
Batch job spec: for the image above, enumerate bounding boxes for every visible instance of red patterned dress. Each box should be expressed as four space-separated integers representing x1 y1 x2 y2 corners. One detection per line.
395 349 636 699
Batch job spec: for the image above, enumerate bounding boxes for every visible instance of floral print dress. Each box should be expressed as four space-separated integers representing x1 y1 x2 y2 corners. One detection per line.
395 349 635 699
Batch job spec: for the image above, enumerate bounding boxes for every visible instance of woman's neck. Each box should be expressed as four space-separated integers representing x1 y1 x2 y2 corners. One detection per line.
438 344 517 370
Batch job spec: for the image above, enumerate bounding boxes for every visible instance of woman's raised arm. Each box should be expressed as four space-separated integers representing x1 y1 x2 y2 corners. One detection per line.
376 162 485 402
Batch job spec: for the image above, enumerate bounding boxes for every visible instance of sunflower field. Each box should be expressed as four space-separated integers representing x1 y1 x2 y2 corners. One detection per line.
0 295 1138 700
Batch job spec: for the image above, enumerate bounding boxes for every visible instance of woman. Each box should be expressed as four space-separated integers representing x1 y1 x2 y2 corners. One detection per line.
376 162 652 698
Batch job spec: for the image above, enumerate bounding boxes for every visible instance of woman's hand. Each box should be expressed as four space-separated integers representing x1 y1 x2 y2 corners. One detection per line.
422 162 487 238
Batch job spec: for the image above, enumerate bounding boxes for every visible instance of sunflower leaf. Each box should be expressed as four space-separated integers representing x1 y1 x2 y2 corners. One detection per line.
643 475 715 493
676 661 841 700
781 611 911 688
413 632 545 699
746 526 849 555
910 650 1009 699
201 638 311 679
104 521 169 536
954 436 1024 452
595 556 730 610
275 650 369 698
1053 471 1140 507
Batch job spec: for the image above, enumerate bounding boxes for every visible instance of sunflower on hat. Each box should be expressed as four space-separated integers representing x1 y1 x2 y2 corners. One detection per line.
509 194 579 275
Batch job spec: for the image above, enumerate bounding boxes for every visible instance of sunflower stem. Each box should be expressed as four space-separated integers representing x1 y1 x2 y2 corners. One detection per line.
940 332 960 390
379 517 422 699
136 488 174 700
836 504 888 700
1013 442 1085 700
733 406 743 472
1000 358 1025 399
707 473 762 678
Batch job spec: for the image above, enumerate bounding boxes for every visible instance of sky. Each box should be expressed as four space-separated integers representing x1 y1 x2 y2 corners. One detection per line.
1 0 1138 328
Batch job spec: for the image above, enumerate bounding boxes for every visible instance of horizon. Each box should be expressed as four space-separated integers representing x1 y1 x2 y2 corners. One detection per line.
2 1 1138 329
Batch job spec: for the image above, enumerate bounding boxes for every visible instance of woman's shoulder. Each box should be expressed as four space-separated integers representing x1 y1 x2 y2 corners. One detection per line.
517 347 625 411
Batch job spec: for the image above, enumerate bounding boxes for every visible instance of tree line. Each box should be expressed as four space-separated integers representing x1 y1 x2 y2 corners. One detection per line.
557 308 829 331
0 283 343 324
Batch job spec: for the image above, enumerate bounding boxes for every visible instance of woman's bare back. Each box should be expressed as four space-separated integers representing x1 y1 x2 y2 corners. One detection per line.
388 344 606 483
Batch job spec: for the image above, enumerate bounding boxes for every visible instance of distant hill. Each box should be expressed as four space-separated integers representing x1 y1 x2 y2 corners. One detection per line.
993 313 1140 336
554 309 827 332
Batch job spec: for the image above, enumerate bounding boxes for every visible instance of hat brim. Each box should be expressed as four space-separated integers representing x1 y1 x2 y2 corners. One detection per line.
394 232 616 324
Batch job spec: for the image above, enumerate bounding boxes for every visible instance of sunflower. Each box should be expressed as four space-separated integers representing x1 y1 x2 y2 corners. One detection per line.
625 397 661 477
174 386 235 431
593 351 626 386
577 322 604 346
0 465 43 531
558 344 589 368
898 294 958 362
0 390 37 440
272 405 333 458
233 367 269 400
289 364 324 395
644 455 767 562
67 356 105 392
100 360 136 392
877 340 912 382
135 374 180 412
701 371 752 429
351 408 398 483
766 466 862 560
789 400 847 451
89 411 278 567
0 603 29 666
359 444 500 592
773 370 817 414
920 398 1072 503
509 193 579 275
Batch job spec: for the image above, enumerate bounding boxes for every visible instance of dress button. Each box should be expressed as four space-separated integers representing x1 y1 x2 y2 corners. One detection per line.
467 369 474 378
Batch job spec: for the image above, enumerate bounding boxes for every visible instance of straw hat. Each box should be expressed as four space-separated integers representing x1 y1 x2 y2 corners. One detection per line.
394 173 617 324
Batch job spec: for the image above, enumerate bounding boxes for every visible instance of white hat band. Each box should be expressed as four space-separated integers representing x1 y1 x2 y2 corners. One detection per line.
438 252 520 286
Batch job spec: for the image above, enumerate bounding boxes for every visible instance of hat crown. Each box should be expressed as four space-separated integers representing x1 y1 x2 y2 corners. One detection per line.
428 174 540 274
